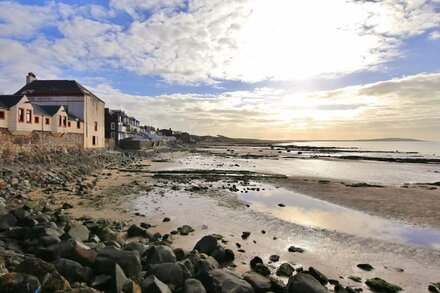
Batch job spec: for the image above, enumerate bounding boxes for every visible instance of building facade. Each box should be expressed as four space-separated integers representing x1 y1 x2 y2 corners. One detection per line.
105 108 140 145
14 73 105 148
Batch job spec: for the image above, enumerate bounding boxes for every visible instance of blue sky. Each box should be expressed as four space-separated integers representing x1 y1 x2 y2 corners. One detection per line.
0 0 439 139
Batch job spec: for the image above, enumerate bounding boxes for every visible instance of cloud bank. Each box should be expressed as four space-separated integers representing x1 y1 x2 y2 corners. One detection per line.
93 73 440 140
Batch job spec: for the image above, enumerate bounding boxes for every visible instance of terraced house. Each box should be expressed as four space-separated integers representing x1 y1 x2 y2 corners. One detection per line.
0 73 105 150
13 73 105 148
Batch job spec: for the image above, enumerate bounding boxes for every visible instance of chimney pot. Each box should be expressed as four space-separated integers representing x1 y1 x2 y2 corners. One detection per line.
26 72 37 84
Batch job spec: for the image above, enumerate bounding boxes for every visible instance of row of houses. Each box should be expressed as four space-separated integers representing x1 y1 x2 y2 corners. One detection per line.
0 72 181 150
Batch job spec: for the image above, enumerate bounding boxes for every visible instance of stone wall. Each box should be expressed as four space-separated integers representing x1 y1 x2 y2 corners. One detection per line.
119 139 170 150
0 128 83 159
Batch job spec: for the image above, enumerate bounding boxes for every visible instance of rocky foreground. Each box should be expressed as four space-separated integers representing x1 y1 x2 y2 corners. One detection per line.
0 149 433 293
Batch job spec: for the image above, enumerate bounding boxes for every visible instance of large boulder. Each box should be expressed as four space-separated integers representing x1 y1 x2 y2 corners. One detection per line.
147 263 185 287
95 246 141 279
287 273 327 293
194 235 218 255
145 245 177 265
127 224 153 239
243 271 272 293
196 269 254 293
141 275 172 293
15 257 71 292
306 267 328 286
0 272 41 293
37 239 97 266
52 258 93 284
184 278 207 293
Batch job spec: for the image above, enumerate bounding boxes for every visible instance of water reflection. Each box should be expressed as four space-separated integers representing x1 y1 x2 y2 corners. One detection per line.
241 186 440 249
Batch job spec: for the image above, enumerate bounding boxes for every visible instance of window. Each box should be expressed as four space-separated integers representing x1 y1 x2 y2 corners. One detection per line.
18 108 25 123
111 122 115 130
111 132 115 139
94 121 98 131
34 116 39 124
58 115 62 127
77 121 81 129
45 118 50 125
26 109 32 124
68 121 71 127
63 116 67 127
92 136 97 146
0 110 5 120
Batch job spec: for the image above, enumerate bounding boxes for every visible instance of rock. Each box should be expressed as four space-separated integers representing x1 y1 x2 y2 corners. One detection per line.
356 263 373 271
111 263 128 293
15 257 71 292
52 258 93 283
0 272 41 293
162 217 171 222
91 274 112 291
145 245 177 265
347 276 362 283
254 263 271 277
142 275 172 293
0 257 7 275
62 202 74 209
250 256 263 269
65 224 90 242
429 283 440 293
276 263 295 277
287 246 304 253
269 255 280 262
194 235 218 255
184 278 207 293
124 242 148 256
210 269 254 293
127 224 152 239
287 273 327 293
174 248 189 261
242 232 251 239
244 271 272 292
306 267 328 286
0 213 17 229
278 204 285 207
95 246 141 279
365 277 402 292
123 280 142 293
37 240 97 266
178 225 194 235
40 235 62 246
147 263 185 287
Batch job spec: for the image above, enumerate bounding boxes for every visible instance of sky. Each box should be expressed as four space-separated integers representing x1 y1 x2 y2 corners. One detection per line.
0 0 439 140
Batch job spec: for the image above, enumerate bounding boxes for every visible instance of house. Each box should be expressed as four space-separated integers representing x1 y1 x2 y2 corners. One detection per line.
105 109 142 145
0 94 84 136
14 73 105 148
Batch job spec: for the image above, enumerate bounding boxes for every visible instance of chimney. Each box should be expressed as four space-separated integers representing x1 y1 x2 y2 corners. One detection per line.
26 72 37 84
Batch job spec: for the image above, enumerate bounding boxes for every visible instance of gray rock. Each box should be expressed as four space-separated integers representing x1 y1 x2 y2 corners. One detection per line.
210 269 254 293
184 278 207 293
39 235 61 246
127 224 152 239
244 271 272 293
287 273 327 293
37 239 97 266
0 213 17 229
52 258 93 283
306 267 328 286
276 263 295 277
65 224 90 242
142 275 172 293
145 245 177 265
95 246 141 279
124 241 148 256
194 235 218 255
147 263 185 287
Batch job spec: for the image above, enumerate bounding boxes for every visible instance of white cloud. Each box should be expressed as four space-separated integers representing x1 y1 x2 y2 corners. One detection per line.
0 0 439 86
90 73 440 140
429 30 440 40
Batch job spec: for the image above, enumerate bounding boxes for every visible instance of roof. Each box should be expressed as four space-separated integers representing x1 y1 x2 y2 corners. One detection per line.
67 112 83 122
15 80 104 103
33 104 63 116
0 95 25 109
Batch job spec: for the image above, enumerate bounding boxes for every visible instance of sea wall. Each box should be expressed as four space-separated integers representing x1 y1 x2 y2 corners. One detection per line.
119 139 169 150
0 128 83 159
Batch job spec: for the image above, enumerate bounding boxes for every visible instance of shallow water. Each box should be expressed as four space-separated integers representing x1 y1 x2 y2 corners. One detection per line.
240 184 440 249
173 154 440 185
